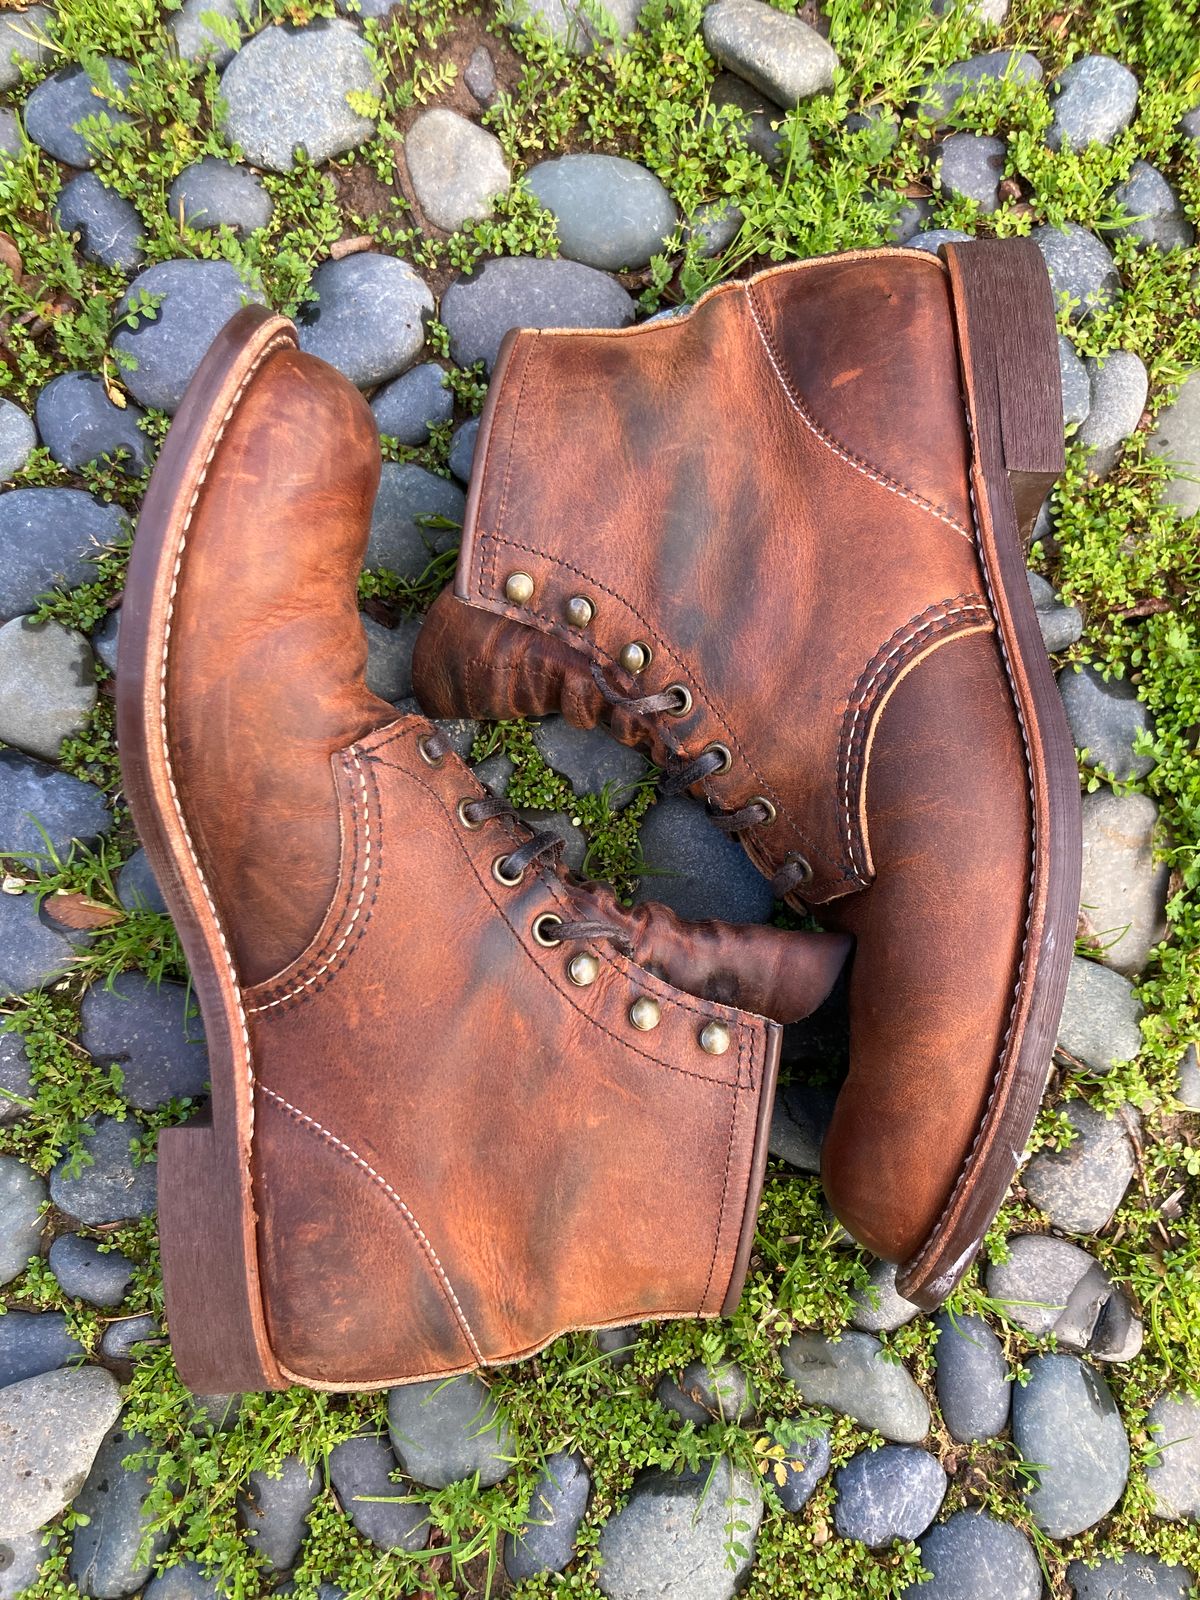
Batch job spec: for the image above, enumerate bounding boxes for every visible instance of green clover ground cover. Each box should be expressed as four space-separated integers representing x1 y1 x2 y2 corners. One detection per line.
1 0 1198 1595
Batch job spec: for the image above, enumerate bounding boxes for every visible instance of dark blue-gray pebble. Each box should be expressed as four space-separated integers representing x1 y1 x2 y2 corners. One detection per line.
168 157 275 237
69 1425 169 1596
634 792 775 924
0 749 111 861
80 972 209 1111
370 363 454 447
448 417 480 483
834 1445 947 1548
49 1233 135 1307
364 463 465 578
328 1432 429 1551
24 60 134 167
55 172 145 272
0 488 125 620
504 1449 590 1580
36 372 152 476
49 1114 158 1225
0 1310 84 1387
771 1427 832 1512
910 1510 1040 1600
0 893 76 998
932 1311 1010 1443
116 849 167 914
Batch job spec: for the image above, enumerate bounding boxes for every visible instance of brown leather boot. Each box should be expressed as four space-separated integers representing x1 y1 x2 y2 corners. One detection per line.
117 305 849 1393
412 240 1082 1308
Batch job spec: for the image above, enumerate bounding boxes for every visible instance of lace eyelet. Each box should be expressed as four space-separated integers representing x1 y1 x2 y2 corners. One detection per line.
532 912 563 947
457 797 485 830
704 742 732 775
789 853 813 884
665 684 693 717
417 734 445 767
492 854 525 887
751 796 778 826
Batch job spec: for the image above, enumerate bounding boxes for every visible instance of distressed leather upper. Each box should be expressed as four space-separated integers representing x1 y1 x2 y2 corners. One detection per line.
413 249 1039 1267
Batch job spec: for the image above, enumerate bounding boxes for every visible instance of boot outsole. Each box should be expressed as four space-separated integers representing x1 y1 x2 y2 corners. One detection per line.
117 305 297 1392
895 240 1081 1307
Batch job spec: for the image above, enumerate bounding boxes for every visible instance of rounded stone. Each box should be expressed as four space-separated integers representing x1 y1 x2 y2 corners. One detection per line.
1057 955 1144 1073
91 612 120 675
506 0 644 55
387 1374 514 1489
69 1424 169 1597
0 488 125 620
0 617 97 761
448 416 480 482
911 1511 1040 1600
81 971 209 1111
111 260 266 414
220 19 380 173
0 107 20 160
295 254 433 389
906 227 972 255
0 1366 122 1542
237 1456 321 1571
441 257 635 371
532 716 649 810
936 132 1005 213
687 201 744 258
0 1311 82 1389
1028 571 1083 652
526 154 678 271
504 1449 590 1580
770 1427 831 1512
1148 369 1200 520
23 60 134 168
596 1458 763 1600
0 1527 52 1600
116 849 167 915
362 613 421 702
849 1260 923 1333
170 0 245 67
769 1080 835 1173
595 1324 639 1366
1059 335 1092 428
55 173 145 272
1061 665 1154 780
988 1235 1141 1361
920 50 1044 123
517 808 586 874
49 1115 157 1226
1033 223 1120 321
98 1313 159 1365
1177 1043 1200 1111
1145 1392 1200 1521
0 6 52 93
1111 161 1194 252
0 1155 47 1286
364 463 464 578
35 372 152 477
1024 1101 1138 1234
48 1234 135 1308
701 0 838 108
327 1432 429 1551
833 1445 946 1549
1079 789 1169 975
657 1359 754 1425
0 749 111 863
142 1562 224 1600
1078 351 1149 476
0 402 35 483
782 1330 930 1443
1068 1554 1195 1600
463 44 496 105
710 71 785 166
1012 1352 1129 1537
1048 55 1139 152
0 1032 34 1126
168 157 274 237
405 108 510 233
370 363 454 447
633 793 775 924
0 894 76 998
932 1311 1010 1443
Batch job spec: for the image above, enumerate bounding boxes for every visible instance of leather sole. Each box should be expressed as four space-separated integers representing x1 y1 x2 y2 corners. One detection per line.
117 305 298 1392
895 240 1081 1307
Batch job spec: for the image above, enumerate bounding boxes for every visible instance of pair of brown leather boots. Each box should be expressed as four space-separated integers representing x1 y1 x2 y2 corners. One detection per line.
118 239 1079 1393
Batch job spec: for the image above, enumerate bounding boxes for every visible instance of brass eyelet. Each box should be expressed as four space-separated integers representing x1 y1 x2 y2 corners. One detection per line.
492 853 525 887
566 595 595 629
752 796 778 825
417 734 445 768
532 912 563 947
704 742 732 775
665 685 693 717
789 853 814 884
457 797 484 830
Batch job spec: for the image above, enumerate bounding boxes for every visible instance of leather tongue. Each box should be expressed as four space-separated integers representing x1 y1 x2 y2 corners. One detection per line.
568 884 851 1024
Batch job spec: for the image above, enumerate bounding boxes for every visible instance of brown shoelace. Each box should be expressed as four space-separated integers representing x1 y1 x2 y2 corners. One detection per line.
588 663 811 898
421 728 635 955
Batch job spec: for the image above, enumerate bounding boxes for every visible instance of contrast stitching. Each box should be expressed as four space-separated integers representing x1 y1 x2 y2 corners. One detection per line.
158 329 294 1149
475 529 845 881
248 749 374 1012
839 598 991 876
903 454 1040 1282
260 1085 483 1364
744 281 974 542
362 734 753 1085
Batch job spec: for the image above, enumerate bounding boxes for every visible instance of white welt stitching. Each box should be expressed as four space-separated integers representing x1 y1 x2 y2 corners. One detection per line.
841 601 990 875
743 284 974 542
260 1085 484 1364
159 331 294 1148
248 749 372 1012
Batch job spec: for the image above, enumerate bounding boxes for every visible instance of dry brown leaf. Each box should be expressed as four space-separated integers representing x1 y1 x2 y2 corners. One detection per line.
44 893 124 931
